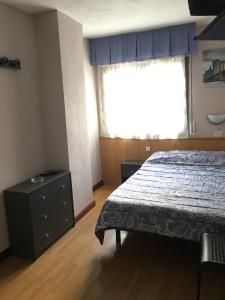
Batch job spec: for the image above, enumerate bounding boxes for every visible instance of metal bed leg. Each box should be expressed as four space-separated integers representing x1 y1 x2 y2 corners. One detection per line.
116 229 121 244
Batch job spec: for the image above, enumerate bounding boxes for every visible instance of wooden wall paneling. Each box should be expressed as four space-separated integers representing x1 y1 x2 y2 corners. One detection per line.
114 139 127 185
100 138 225 186
108 138 119 185
100 138 127 185
204 139 225 150
107 138 117 185
99 137 107 183
127 139 139 160
138 140 152 160
100 138 115 185
172 139 186 150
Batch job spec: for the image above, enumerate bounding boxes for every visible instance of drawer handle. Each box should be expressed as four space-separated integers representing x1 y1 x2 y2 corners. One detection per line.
41 214 48 221
62 201 68 206
44 233 49 239
59 184 66 191
64 218 68 223
41 195 46 200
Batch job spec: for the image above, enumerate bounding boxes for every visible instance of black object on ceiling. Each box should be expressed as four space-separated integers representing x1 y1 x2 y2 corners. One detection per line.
195 10 225 40
188 0 225 40
188 0 225 16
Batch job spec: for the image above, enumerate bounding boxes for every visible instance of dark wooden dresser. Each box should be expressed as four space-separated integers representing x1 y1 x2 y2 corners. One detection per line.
4 171 74 261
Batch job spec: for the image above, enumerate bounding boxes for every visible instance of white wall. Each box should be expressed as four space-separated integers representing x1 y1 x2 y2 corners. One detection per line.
0 3 46 253
83 40 102 186
35 11 69 170
36 11 93 216
191 26 225 137
57 11 93 214
0 8 95 254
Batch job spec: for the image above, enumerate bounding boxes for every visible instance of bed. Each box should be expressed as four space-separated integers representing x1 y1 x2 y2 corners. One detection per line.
95 150 225 244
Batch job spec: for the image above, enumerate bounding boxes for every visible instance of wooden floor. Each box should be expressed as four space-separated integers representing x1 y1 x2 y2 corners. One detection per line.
0 186 225 300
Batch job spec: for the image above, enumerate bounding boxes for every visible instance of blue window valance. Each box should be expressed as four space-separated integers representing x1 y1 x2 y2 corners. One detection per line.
89 23 197 65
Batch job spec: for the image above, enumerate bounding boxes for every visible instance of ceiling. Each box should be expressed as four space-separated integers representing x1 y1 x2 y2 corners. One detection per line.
1 0 214 37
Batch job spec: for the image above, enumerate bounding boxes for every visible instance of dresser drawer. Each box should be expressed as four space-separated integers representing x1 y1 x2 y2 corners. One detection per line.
58 211 74 232
37 226 52 251
58 186 74 232
30 174 74 254
31 175 71 211
56 176 73 208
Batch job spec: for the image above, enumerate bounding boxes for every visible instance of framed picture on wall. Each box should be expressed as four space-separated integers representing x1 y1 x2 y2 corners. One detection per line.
203 48 225 87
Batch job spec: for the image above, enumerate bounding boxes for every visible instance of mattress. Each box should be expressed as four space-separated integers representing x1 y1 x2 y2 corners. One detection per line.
95 150 225 244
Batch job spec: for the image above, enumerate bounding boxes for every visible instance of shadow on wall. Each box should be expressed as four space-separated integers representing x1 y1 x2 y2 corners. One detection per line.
79 232 200 300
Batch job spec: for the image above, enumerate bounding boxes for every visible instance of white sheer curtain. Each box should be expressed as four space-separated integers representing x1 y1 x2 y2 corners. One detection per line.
98 56 188 139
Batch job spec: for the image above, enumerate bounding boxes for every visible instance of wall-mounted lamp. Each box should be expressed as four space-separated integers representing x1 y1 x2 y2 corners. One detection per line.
0 57 21 70
207 114 225 125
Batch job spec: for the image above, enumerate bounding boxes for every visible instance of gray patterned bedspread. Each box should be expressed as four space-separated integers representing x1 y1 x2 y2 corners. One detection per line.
95 151 225 244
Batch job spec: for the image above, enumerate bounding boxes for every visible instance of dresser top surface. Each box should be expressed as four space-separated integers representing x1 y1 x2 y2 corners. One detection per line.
5 171 70 194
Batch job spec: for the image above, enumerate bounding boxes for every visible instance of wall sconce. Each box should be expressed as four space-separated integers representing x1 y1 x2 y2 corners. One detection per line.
0 57 21 70
207 114 225 125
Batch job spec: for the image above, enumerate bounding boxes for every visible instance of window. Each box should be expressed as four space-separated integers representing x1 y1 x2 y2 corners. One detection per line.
98 56 188 139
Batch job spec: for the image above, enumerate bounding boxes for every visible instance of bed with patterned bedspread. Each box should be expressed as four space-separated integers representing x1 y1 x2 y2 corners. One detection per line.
95 150 225 244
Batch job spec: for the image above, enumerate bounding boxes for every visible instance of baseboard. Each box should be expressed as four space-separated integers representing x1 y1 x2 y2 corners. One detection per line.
93 180 104 192
0 247 10 264
75 200 96 223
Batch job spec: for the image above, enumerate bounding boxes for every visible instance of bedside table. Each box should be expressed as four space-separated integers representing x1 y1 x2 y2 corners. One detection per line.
121 160 145 183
